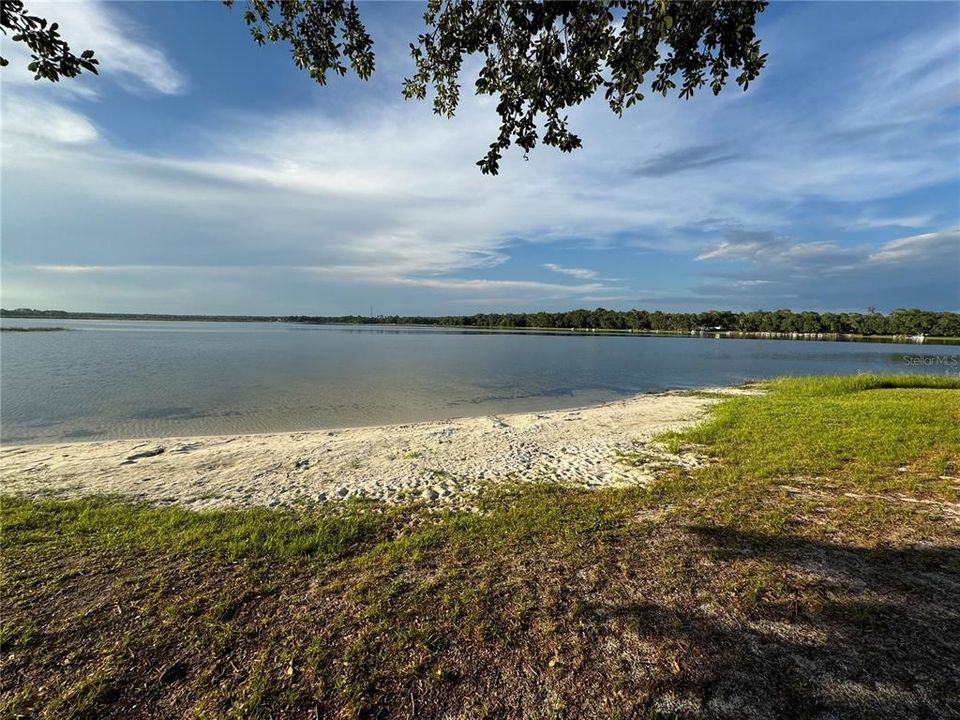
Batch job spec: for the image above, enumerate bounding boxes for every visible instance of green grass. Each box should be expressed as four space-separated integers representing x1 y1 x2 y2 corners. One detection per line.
655 374 960 535
1 483 641 573
2 374 959 719
1 496 401 562
665 374 960 486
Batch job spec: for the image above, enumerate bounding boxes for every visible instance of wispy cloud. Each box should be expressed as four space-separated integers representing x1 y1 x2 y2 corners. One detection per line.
698 228 959 273
630 143 741 178
843 212 935 231
866 229 960 265
694 228 960 310
0 0 185 95
696 231 782 263
2 96 98 144
1 2 957 313
542 264 598 279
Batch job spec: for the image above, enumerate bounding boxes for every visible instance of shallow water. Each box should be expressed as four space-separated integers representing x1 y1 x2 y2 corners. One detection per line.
1 319 957 443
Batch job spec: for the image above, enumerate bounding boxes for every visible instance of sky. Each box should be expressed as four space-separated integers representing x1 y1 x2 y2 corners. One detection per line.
1 0 958 316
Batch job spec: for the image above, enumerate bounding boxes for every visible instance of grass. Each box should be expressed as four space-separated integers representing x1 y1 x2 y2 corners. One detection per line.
1 497 401 562
654 373 960 534
2 374 959 719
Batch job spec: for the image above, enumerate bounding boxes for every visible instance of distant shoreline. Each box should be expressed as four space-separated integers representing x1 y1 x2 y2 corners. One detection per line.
0 326 71 332
3 306 958 336
2 311 958 345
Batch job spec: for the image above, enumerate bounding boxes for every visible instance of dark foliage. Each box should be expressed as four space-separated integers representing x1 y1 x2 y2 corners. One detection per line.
286 307 960 337
230 0 767 173
3 0 767 173
402 0 767 173
224 0 374 84
0 0 98 81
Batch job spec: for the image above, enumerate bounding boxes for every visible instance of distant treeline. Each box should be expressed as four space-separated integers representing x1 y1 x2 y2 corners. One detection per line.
4 307 959 337
286 308 960 337
0 309 278 323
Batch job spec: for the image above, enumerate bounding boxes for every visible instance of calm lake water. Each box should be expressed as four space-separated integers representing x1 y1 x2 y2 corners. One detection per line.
2 319 958 443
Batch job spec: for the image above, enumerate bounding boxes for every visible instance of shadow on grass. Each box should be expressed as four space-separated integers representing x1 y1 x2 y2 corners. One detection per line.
3 521 959 719
4 464 960 718
571 525 960 719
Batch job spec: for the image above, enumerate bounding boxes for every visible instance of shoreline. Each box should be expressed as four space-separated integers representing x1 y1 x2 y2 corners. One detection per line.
0 387 754 509
4 316 958 346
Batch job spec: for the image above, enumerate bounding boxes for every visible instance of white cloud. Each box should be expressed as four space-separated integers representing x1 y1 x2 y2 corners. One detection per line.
542 264 598 279
55 0 184 94
867 229 960 265
733 280 774 288
697 234 857 271
1 0 184 95
33 264 139 273
2 96 98 144
697 229 960 276
843 25 960 129
844 212 935 231
692 228 960 310
31 264 261 274
1 3 958 313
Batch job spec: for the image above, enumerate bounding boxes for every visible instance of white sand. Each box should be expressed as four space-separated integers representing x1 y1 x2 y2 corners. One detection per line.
0 389 748 509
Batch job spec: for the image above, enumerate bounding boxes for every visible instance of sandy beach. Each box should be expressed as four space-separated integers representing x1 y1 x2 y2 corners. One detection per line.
0 389 750 509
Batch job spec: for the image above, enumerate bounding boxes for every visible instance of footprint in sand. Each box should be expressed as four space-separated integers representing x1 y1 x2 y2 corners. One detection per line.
122 446 166 465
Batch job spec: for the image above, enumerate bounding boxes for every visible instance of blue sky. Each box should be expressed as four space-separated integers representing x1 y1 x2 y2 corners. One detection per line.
1 0 958 315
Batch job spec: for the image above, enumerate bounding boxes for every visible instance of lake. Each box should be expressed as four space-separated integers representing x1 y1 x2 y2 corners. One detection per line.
1 319 958 443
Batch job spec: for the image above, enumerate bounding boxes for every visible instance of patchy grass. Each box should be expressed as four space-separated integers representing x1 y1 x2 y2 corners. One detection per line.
2 375 959 719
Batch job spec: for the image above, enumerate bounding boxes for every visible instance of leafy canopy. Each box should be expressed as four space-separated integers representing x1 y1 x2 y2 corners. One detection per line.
0 1 99 81
2 0 767 174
